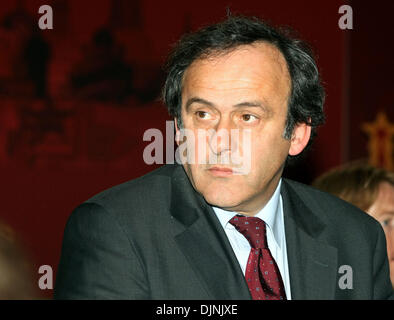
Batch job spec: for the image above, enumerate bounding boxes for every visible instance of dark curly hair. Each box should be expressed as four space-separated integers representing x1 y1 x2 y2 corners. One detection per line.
162 15 325 148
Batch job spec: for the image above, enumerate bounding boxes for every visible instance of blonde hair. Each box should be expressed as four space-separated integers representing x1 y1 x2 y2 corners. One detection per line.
313 161 394 211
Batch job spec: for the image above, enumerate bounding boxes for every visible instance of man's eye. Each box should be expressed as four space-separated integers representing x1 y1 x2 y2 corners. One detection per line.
196 111 210 119
380 218 394 228
241 114 258 123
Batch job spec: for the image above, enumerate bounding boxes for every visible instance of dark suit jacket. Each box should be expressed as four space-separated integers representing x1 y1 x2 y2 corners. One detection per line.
54 164 394 299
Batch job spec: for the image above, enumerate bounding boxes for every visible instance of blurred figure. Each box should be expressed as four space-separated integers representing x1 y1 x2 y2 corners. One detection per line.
70 27 133 102
313 161 394 287
0 6 51 98
0 220 38 299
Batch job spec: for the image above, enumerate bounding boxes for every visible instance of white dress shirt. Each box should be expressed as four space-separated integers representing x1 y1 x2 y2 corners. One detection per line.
212 179 292 299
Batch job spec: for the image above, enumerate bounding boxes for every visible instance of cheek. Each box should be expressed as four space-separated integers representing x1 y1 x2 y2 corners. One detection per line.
182 162 205 194
250 130 290 162
386 229 394 249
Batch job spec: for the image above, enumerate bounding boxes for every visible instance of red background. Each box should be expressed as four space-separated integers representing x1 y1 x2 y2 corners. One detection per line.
0 0 392 298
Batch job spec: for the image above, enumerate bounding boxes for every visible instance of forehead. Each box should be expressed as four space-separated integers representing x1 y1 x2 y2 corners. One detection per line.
369 182 394 217
182 42 291 102
377 183 394 209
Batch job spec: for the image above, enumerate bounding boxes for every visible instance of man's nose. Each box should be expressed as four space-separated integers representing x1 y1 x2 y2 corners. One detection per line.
208 118 237 156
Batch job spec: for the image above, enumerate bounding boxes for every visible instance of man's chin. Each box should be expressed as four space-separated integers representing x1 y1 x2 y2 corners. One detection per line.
202 193 241 212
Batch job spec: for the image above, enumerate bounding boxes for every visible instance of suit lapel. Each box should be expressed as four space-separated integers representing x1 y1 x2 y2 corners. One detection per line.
281 180 338 300
170 166 250 300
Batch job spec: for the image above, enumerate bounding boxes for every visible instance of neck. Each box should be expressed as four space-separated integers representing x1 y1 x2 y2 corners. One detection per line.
223 174 282 216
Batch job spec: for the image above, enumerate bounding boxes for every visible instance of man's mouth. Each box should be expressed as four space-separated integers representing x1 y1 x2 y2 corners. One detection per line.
207 166 236 177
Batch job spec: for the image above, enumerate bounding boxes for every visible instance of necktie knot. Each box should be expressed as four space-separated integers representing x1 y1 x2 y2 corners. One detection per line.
229 215 268 249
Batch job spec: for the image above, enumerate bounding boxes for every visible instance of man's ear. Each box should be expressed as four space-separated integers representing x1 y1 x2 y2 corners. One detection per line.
288 122 312 156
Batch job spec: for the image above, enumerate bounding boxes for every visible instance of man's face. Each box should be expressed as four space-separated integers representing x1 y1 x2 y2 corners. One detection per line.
367 182 394 286
176 42 309 215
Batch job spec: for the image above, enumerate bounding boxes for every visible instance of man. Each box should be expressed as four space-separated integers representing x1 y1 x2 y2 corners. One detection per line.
54 16 393 299
313 161 394 287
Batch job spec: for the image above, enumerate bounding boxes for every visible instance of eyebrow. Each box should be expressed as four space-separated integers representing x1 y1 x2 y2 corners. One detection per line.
185 97 214 111
185 96 274 116
377 211 394 217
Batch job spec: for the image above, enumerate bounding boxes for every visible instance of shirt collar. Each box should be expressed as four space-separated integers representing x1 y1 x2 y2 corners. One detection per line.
213 179 283 248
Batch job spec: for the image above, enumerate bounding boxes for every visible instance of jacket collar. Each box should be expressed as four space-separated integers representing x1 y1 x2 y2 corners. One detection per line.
281 179 338 300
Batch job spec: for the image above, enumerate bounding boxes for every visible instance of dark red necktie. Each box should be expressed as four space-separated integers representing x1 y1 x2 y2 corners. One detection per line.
230 215 287 300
